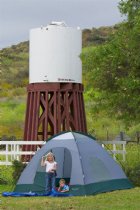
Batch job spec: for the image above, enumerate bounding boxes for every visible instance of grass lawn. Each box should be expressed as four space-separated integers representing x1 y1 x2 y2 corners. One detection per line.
0 186 140 210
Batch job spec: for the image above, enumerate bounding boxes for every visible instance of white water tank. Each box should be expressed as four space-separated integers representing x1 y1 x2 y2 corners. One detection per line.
29 21 82 84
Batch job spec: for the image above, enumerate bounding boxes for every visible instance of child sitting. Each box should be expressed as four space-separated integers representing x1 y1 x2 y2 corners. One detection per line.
58 179 69 192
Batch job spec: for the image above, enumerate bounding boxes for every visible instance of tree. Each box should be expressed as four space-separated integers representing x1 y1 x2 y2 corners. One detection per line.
81 0 140 126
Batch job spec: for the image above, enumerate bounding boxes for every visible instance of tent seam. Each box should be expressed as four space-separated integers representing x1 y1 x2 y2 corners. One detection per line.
72 132 86 194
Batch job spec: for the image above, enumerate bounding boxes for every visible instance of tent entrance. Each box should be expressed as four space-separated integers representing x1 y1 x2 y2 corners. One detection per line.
51 147 72 186
34 147 72 189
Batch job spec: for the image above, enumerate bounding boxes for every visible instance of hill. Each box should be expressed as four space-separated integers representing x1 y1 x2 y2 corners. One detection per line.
0 25 116 98
82 25 118 47
0 41 29 97
0 25 126 139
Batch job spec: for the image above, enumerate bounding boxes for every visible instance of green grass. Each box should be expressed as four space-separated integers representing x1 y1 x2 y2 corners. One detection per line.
0 185 14 193
0 166 13 185
0 97 26 138
0 187 140 210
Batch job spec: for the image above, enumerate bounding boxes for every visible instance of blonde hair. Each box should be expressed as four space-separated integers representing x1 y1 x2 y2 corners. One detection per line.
59 179 66 184
46 152 55 161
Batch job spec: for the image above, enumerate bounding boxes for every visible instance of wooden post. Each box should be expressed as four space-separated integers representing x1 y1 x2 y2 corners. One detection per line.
6 144 8 165
113 143 116 160
122 142 126 161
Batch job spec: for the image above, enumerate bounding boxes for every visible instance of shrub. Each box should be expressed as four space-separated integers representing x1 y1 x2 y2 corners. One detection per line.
0 166 13 185
125 164 140 186
0 171 8 184
12 160 26 184
12 87 26 96
119 144 140 186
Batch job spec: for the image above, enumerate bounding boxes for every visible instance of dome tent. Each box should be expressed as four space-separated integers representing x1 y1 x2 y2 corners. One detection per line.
14 132 133 196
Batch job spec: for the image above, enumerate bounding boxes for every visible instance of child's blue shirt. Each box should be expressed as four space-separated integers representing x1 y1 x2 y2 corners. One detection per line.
61 184 69 191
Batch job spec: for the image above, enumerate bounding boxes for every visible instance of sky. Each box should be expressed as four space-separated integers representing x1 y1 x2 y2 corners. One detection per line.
0 0 124 49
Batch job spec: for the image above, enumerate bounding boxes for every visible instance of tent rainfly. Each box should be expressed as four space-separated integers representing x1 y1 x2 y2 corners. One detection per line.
14 132 133 196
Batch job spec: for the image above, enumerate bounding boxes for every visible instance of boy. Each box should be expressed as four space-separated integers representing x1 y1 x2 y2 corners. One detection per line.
58 179 69 192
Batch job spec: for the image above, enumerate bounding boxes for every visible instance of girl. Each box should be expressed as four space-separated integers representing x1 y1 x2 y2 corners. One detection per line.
41 152 57 193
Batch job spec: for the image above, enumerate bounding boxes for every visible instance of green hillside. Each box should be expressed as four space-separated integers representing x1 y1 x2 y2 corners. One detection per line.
82 25 118 47
0 26 118 139
0 41 29 98
0 26 116 97
1 0 140 139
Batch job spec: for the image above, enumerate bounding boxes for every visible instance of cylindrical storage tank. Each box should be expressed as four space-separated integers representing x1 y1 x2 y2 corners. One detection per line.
29 22 82 84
